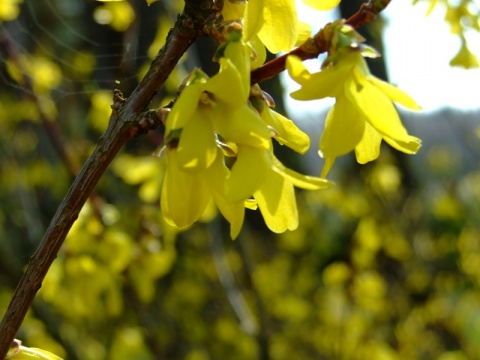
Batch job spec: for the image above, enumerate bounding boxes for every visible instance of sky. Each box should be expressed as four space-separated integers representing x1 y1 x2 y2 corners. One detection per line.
286 0 480 112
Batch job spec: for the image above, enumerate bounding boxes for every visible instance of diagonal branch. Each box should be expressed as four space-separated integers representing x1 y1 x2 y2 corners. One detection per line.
0 0 221 357
250 0 392 85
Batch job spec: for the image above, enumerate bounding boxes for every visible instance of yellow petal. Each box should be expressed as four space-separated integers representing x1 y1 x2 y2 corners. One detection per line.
369 76 421 110
261 108 310 154
161 150 210 228
383 135 422 155
222 0 246 21
296 21 312 46
320 157 336 178
347 69 411 142
449 39 480 69
206 151 245 239
213 192 246 239
289 61 348 100
258 0 298 53
302 0 341 11
249 35 267 69
226 146 270 202
224 40 251 92
270 155 332 189
319 96 365 158
205 58 248 107
176 107 218 171
211 104 271 149
354 121 382 164
254 170 299 233
10 346 63 360
243 0 265 41
166 83 204 132
286 55 311 85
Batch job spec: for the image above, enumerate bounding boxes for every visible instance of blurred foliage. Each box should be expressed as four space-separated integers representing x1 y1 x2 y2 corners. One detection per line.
1 1 480 359
414 0 480 68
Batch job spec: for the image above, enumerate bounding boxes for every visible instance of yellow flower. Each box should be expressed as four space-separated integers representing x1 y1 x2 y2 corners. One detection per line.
162 38 331 237
225 144 331 232
160 147 247 239
450 39 479 69
244 0 299 53
287 51 421 177
227 0 337 54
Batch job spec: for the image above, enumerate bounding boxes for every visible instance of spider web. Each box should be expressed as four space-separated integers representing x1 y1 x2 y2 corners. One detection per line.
0 0 170 100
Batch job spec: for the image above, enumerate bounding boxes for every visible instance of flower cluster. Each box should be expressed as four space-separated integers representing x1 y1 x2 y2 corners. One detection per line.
159 38 331 238
287 24 422 176
158 7 421 238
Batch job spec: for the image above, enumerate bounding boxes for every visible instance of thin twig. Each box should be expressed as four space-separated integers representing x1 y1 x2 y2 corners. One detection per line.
250 0 392 85
208 219 258 336
236 228 271 360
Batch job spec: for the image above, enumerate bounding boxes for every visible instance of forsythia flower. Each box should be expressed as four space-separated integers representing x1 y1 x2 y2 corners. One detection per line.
225 0 339 53
287 50 421 177
160 38 331 238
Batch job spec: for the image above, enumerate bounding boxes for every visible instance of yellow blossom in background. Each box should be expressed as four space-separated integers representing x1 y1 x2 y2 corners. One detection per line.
6 55 62 95
450 39 479 69
0 0 23 22
287 49 421 177
93 1 135 32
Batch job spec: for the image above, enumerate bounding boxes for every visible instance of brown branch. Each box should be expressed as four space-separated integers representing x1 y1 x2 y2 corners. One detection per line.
0 0 220 356
250 0 392 85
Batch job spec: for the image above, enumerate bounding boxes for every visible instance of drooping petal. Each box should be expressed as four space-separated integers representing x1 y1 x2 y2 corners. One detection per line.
383 135 422 155
270 154 332 189
161 150 210 228
296 21 312 45
166 82 205 132
211 103 271 149
302 0 341 11
224 40 251 94
260 108 310 154
249 35 267 69
226 146 270 202
354 121 382 164
369 76 422 110
346 68 411 141
243 0 265 41
176 107 218 171
222 0 246 21
206 150 245 239
286 55 311 86
320 157 336 178
258 0 298 53
254 170 299 233
319 96 365 158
